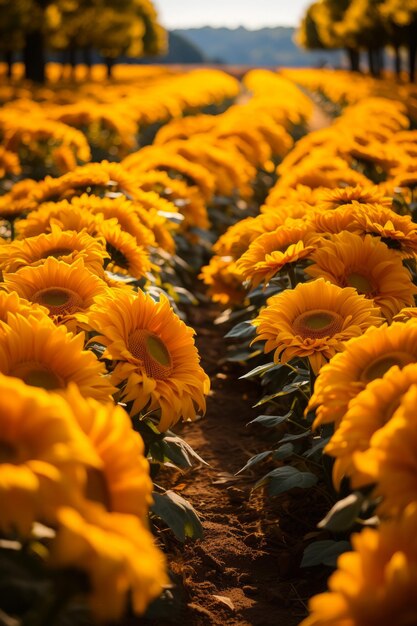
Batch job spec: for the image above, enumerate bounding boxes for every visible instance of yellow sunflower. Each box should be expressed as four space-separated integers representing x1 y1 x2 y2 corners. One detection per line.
308 321 417 429
50 504 167 622
96 220 154 281
353 385 417 517
63 385 153 521
16 201 99 239
3 257 110 332
136 169 210 231
70 194 157 249
0 290 49 328
301 504 417 626
326 363 417 489
306 231 417 321
393 307 417 323
236 221 317 289
0 224 108 275
0 374 100 535
87 290 210 431
252 278 383 375
315 185 393 210
199 255 249 307
353 204 417 258
306 205 361 236
0 313 115 402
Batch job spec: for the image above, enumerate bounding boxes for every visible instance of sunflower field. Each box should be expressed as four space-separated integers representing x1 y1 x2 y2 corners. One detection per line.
2 27 417 626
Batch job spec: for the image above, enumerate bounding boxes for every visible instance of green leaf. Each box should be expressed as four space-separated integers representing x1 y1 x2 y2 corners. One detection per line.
225 321 256 339
301 540 351 568
151 491 203 542
255 466 318 496
303 436 331 458
272 443 294 460
235 450 273 475
161 435 209 469
318 493 365 533
239 362 280 379
247 411 292 427
279 431 311 444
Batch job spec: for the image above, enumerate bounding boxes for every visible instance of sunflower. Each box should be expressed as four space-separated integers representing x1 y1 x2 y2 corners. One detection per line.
50 504 167 622
353 385 417 517
393 307 417 323
306 205 361 236
16 201 99 239
0 314 115 402
352 204 417 258
306 231 417 321
70 194 156 248
0 224 108 275
236 221 317 289
315 185 393 210
252 279 383 375
3 257 110 332
135 169 210 231
213 212 303 260
94 220 154 283
63 385 153 521
326 363 417 489
199 255 249 307
308 321 417 429
0 290 49 328
300 504 417 626
87 290 210 431
0 374 100 535
123 148 215 202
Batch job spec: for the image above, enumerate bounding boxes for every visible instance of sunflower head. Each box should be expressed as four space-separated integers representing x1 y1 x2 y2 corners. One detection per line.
87 289 210 430
252 278 384 375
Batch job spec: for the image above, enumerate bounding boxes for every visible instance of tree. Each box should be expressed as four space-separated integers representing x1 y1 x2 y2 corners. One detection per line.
297 0 361 71
380 0 417 80
0 0 166 83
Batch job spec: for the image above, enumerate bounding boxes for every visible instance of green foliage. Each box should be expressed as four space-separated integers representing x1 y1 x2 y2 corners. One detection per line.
151 491 204 542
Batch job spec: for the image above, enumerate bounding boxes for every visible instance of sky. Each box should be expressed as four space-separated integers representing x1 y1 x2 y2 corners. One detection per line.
153 0 313 30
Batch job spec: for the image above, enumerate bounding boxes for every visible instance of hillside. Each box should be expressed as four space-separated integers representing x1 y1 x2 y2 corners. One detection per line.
173 26 345 68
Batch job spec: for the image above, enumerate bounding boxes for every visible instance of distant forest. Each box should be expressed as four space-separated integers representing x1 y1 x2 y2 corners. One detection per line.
149 27 345 68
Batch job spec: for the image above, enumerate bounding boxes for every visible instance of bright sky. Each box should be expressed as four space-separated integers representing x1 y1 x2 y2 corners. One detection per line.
153 0 312 30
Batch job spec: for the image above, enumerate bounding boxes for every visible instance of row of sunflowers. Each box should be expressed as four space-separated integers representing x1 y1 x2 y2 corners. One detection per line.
0 67 313 624
201 71 417 625
0 64 240 178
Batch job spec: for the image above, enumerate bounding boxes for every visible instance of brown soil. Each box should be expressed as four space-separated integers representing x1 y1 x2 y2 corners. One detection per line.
152 302 330 626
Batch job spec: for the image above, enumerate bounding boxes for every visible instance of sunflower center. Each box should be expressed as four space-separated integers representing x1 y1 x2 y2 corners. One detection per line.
106 242 129 271
346 272 373 295
85 468 111 511
293 310 343 339
0 441 17 463
361 352 416 383
128 329 173 379
33 287 83 316
10 362 65 391
40 247 74 259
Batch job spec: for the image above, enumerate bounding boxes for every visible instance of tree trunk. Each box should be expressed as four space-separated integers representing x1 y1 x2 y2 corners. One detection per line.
23 29 46 83
104 56 114 79
394 44 402 78
409 19 417 82
378 47 385 75
5 51 13 79
367 48 375 76
346 47 360 72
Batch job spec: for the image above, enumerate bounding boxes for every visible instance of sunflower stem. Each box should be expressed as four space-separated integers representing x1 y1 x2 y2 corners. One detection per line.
9 218 15 241
287 264 298 289
309 364 317 396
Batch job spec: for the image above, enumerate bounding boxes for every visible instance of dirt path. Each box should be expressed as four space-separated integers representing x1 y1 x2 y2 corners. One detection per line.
154 303 328 626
